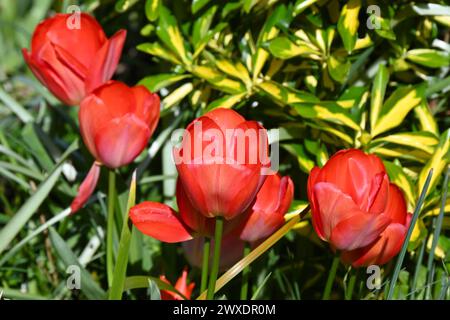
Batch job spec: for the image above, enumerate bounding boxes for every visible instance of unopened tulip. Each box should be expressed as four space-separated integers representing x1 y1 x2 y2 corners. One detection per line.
239 173 294 243
307 149 392 251
160 269 195 300
79 81 160 168
70 81 159 213
341 184 412 267
174 108 270 220
23 13 126 106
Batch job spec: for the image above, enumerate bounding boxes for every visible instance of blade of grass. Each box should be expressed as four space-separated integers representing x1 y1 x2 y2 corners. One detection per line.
109 171 137 300
387 169 433 299
0 140 78 254
322 254 340 300
425 166 449 299
0 86 34 123
49 227 106 299
106 169 116 287
0 207 71 267
410 235 427 299
251 272 272 300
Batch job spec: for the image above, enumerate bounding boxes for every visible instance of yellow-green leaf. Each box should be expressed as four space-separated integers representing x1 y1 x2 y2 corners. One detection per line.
414 100 439 136
370 64 389 130
205 93 246 111
268 37 320 60
145 0 160 22
383 161 416 206
161 82 193 109
156 6 189 64
137 42 181 64
337 0 361 53
215 59 251 87
253 5 287 79
371 85 424 137
417 129 450 197
192 5 216 48
282 143 315 173
372 132 439 155
406 49 450 68
192 0 211 14
424 199 450 217
192 65 246 94
293 102 360 131
138 74 191 92
373 147 429 163
327 55 351 83
257 81 318 105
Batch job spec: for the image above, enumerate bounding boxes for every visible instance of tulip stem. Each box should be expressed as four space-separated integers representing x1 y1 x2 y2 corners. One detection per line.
106 170 116 287
207 216 224 300
322 254 340 300
200 238 210 294
240 243 251 300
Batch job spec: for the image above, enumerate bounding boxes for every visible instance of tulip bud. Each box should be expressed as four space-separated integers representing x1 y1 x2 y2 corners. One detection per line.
79 81 160 169
160 269 195 300
23 13 126 106
307 149 411 267
174 108 270 220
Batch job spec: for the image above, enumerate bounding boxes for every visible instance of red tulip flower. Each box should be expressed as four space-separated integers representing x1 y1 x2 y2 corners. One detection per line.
79 81 160 169
160 269 195 300
70 81 159 213
307 149 411 266
22 13 126 106
239 173 294 243
174 108 270 220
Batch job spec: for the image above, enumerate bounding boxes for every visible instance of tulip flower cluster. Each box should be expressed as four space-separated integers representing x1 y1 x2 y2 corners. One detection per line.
23 13 160 213
22 12 414 300
129 108 294 247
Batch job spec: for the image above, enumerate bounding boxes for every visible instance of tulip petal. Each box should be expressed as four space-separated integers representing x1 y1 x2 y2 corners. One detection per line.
312 182 360 241
177 161 262 220
315 149 386 206
384 183 409 224
342 222 408 267
174 269 195 299
52 43 88 81
330 210 391 251
23 46 84 106
363 172 389 214
70 162 101 213
203 108 245 132
129 201 193 243
94 114 150 168
176 179 214 237
240 175 293 242
307 166 325 239
45 13 106 68
85 30 127 93
132 85 160 135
